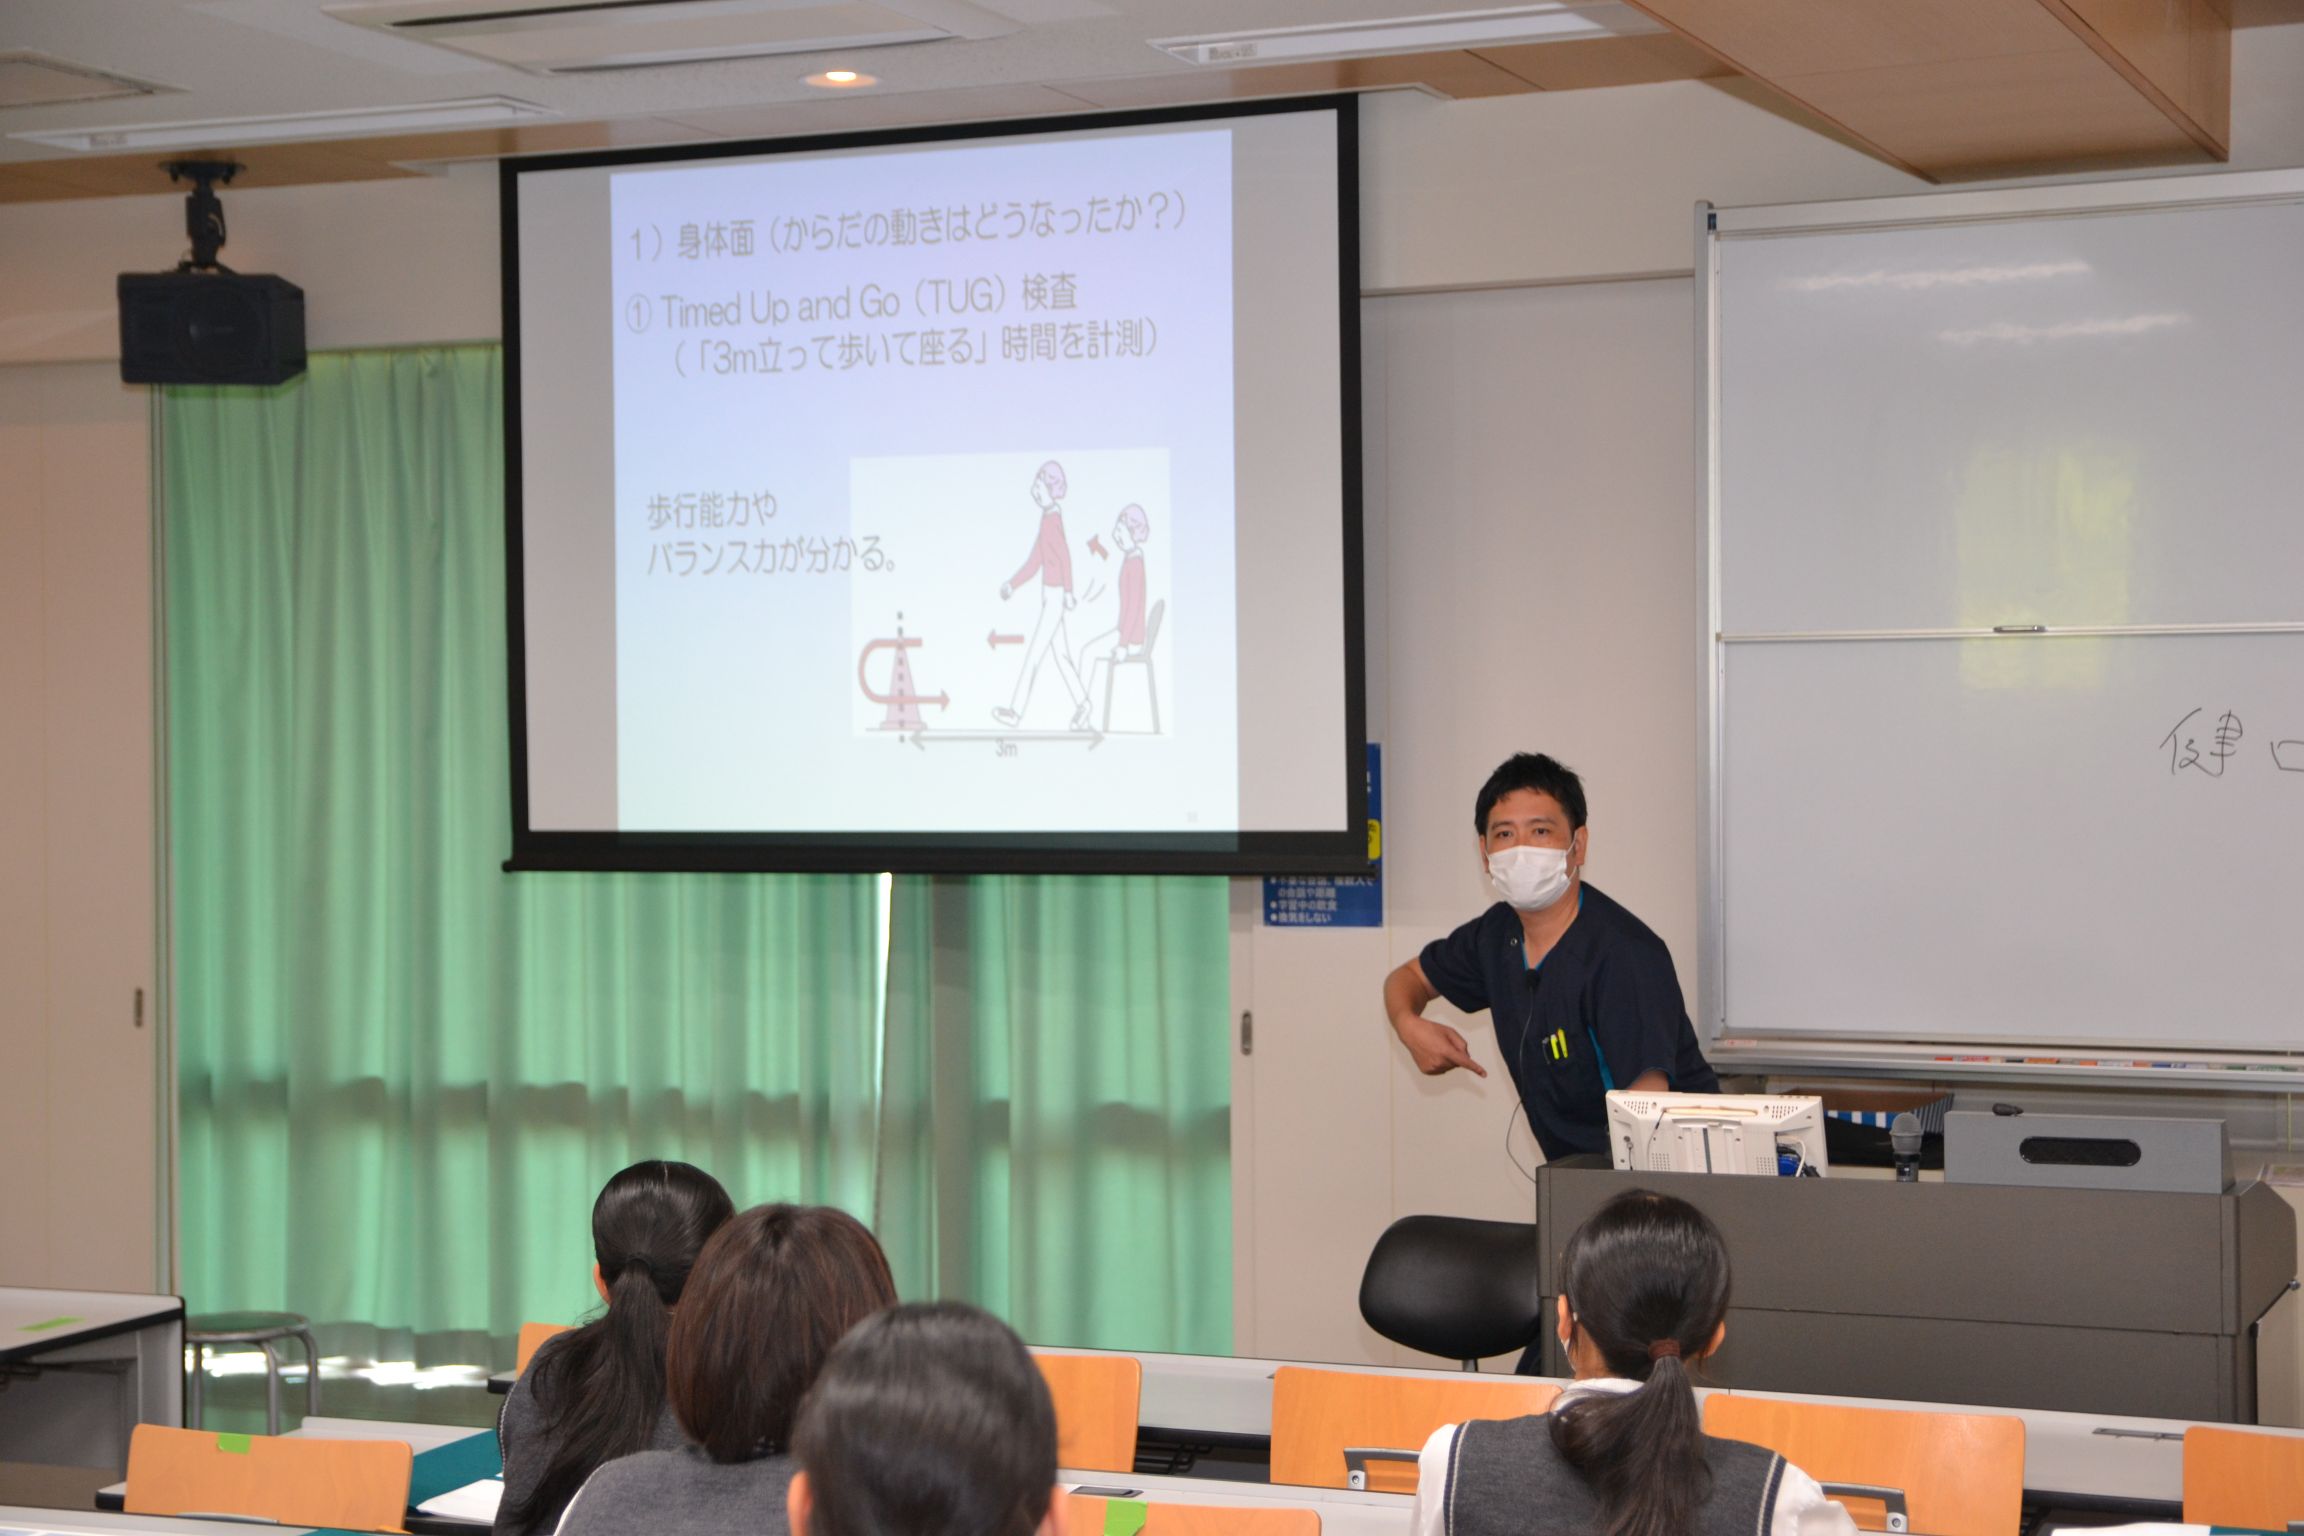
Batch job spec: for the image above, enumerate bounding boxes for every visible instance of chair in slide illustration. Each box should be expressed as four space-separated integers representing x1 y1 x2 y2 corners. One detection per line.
1101 598 1165 735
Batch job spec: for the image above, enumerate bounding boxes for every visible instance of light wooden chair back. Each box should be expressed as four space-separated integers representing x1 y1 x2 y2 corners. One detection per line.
1036 1351 1142 1473
1063 1493 1319 1536
516 1320 573 1374
126 1423 412 1533
1269 1365 1559 1494
2184 1424 2304 1527
1702 1395 2023 1536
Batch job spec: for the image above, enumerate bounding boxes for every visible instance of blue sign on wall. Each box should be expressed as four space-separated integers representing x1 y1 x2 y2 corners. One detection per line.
1263 743 1382 928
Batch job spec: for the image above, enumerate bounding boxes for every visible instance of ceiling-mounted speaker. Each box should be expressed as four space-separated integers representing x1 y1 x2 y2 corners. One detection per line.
118 270 306 386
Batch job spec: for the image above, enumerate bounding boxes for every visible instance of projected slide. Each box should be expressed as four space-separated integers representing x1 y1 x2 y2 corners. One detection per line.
510 101 1357 867
607 131 1236 833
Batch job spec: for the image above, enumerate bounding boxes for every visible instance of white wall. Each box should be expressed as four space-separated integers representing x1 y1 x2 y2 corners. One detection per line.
4 21 2302 1349
0 362 158 1292
1236 275 1703 1367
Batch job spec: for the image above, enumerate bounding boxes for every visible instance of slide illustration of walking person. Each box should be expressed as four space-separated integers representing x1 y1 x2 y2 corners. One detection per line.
993 460 1089 729
1074 503 1159 731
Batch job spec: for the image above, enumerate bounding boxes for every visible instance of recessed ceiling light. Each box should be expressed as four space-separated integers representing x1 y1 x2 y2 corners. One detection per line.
8 95 554 153
1152 3 1662 66
804 69 877 88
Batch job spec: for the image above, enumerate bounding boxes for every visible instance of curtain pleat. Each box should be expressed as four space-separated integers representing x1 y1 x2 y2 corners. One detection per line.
165 346 1230 1366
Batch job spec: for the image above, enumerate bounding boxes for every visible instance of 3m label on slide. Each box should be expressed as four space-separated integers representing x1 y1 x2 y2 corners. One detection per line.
1101 1500 1149 1536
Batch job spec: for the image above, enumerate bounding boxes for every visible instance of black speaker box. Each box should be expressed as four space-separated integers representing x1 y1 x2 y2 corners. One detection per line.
118 270 306 386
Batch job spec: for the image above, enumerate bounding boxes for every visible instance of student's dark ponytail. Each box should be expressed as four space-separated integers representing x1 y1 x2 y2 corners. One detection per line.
1546 1190 1731 1536
499 1161 735 1535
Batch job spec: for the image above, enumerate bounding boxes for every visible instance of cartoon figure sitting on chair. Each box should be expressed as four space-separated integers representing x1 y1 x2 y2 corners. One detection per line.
1074 503 1162 735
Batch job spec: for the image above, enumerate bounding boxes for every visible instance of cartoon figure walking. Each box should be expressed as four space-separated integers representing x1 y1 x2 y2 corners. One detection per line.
993 460 1088 729
1075 503 1152 727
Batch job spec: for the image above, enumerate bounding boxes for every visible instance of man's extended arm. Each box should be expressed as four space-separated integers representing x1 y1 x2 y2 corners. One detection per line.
1383 957 1487 1078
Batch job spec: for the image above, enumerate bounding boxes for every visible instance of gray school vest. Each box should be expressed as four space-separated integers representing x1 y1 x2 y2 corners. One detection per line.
1442 1414 1786 1536
557 1446 797 1536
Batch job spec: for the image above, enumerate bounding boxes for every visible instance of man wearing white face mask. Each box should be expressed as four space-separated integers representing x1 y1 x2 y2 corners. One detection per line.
1382 752 1718 1164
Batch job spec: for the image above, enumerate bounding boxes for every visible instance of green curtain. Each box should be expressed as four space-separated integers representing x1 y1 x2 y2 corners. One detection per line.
879 875 1233 1355
164 345 1231 1364
165 349 882 1363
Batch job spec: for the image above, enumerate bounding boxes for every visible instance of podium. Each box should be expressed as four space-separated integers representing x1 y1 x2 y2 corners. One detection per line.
1532 1157 2299 1422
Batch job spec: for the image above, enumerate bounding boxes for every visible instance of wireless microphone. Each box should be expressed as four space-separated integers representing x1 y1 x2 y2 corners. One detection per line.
1891 1112 1924 1183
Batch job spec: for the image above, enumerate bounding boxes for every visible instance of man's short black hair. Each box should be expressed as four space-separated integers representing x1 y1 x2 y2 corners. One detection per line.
1474 753 1587 835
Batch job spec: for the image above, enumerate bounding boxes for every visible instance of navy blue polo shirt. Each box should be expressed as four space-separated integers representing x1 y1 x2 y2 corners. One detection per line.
1417 882 1718 1162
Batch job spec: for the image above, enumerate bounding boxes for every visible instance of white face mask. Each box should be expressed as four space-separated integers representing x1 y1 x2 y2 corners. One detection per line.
1488 844 1573 912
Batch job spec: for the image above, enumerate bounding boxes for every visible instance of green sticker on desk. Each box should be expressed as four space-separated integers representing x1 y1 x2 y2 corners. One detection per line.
18 1315 81 1332
1101 1499 1147 1536
216 1433 253 1455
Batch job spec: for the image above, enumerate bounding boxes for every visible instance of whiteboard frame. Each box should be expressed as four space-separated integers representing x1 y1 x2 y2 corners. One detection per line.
1696 168 2304 1087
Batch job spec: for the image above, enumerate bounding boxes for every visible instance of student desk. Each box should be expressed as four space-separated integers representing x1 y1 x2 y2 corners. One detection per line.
1062 1468 1409 1536
0 1506 315 1535
102 1386 2304 1529
96 1417 493 1534
0 1291 184 1475
483 1343 2300 1507
95 1416 1404 1536
1022 1346 2304 1513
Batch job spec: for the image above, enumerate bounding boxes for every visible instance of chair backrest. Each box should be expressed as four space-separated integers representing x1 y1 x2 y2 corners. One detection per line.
1358 1215 1545 1366
516 1320 573 1374
1269 1366 1559 1494
1063 1493 1318 1536
1143 598 1165 652
1701 1395 2023 1536
1035 1351 1142 1473
126 1423 412 1533
2184 1424 2304 1527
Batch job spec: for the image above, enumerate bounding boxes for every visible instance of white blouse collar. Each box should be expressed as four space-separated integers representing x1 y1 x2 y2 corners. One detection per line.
1557 1376 1643 1401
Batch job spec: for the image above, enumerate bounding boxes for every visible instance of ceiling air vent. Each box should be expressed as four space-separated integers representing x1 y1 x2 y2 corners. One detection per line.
0 51 170 109
323 0 1021 74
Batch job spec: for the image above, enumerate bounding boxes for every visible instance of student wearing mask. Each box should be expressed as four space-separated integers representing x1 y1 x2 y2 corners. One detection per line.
1382 752 1718 1163
496 1160 735 1536
554 1203 898 1536
1412 1190 1853 1536
786 1302 1066 1536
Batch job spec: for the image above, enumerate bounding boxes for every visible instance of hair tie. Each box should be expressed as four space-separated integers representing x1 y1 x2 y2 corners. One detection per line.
1647 1339 1682 1361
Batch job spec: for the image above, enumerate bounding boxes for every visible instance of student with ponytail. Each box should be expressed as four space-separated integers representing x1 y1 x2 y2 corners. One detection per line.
1411 1190 1854 1536
495 1161 735 1536
554 1203 898 1536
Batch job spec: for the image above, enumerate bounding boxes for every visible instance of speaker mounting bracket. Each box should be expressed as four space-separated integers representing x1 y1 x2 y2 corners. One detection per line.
162 158 243 273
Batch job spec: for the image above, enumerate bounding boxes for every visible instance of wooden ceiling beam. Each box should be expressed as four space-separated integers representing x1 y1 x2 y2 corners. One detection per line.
1617 0 2231 180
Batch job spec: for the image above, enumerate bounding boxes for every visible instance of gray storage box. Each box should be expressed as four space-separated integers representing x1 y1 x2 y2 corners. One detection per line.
1944 1109 2231 1194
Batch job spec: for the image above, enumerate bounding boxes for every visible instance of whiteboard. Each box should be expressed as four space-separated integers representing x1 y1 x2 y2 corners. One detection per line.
1721 633 2304 1048
1717 198 2304 635
1705 172 2304 1055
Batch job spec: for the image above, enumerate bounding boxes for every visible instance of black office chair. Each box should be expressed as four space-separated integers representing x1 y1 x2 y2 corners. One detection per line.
1357 1214 1545 1372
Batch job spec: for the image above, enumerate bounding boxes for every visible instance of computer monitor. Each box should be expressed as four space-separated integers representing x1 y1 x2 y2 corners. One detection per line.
1606 1091 1829 1177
